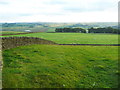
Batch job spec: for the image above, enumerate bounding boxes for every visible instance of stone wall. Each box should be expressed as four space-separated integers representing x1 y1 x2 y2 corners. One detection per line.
1 37 57 50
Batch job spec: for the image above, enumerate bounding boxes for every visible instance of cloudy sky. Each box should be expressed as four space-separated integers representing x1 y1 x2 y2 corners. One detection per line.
0 0 119 23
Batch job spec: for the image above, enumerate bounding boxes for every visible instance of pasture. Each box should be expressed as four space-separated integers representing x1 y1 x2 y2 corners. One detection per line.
2 26 55 32
0 31 24 35
1 33 119 44
2 45 119 88
1 31 119 88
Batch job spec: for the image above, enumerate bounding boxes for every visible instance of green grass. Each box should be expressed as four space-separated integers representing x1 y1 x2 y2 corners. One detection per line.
0 31 24 34
2 45 119 88
46 28 55 32
1 33 118 44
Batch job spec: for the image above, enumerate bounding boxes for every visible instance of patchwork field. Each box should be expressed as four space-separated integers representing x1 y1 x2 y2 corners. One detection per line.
2 45 119 88
0 31 24 35
1 31 119 88
1 33 119 44
2 26 56 32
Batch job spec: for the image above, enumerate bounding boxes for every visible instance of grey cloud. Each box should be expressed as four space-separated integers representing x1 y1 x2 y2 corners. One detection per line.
36 12 66 16
63 7 105 12
62 1 114 13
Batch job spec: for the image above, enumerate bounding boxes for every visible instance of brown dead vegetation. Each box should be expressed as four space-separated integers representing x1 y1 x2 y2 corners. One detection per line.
1 37 57 50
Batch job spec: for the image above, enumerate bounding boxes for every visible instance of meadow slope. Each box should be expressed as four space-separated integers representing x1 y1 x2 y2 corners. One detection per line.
2 45 119 88
1 33 118 44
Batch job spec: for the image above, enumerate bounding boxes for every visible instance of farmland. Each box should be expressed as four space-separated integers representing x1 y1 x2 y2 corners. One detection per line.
1 22 118 32
0 31 24 35
1 23 119 88
1 33 119 44
1 23 76 32
2 45 119 88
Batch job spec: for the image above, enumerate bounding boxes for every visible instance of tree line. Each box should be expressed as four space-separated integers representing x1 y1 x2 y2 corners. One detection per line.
88 27 120 34
55 27 120 34
55 28 86 33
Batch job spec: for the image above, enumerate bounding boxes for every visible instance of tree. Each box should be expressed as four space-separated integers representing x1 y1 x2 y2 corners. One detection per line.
55 28 86 33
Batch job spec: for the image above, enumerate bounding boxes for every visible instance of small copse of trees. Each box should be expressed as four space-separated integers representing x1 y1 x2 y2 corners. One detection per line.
55 27 119 34
55 28 86 33
88 27 120 34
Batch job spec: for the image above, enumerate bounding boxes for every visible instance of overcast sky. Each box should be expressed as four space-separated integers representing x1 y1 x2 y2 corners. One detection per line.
0 0 119 23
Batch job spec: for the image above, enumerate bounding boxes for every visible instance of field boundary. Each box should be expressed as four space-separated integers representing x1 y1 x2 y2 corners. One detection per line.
1 37 119 50
1 37 57 50
59 44 120 46
0 32 41 36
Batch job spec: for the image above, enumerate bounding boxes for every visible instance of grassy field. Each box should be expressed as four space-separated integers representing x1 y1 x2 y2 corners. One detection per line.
1 33 118 44
2 23 75 32
2 32 119 88
2 26 55 32
2 45 119 88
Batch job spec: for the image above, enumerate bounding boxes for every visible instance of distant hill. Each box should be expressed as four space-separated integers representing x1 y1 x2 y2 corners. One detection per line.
1 22 118 32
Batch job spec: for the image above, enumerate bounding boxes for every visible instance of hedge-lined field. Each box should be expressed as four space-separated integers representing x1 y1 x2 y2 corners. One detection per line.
2 45 119 88
1 33 118 44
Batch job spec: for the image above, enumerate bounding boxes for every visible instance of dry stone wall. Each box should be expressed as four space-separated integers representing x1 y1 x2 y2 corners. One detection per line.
1 37 57 50
1 37 119 50
1 32 38 36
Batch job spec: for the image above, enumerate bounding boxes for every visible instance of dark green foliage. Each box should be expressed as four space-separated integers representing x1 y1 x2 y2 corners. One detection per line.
88 27 119 34
55 27 119 34
55 28 86 33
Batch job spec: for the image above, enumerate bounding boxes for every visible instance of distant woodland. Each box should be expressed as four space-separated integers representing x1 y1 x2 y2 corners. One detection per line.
55 27 119 34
